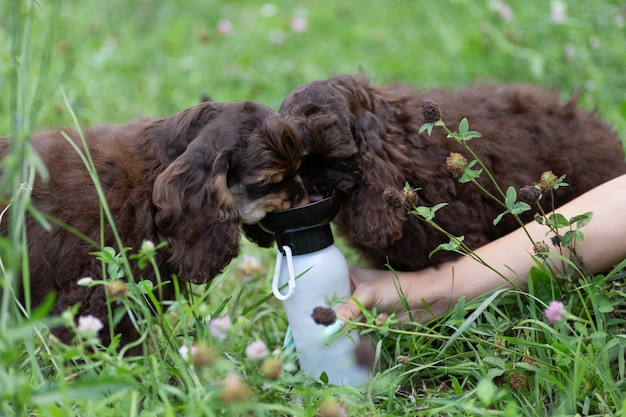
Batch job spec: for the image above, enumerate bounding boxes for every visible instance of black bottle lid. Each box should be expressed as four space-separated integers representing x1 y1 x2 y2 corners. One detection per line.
259 193 340 255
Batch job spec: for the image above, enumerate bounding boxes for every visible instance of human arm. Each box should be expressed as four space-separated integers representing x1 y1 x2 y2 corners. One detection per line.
336 173 626 322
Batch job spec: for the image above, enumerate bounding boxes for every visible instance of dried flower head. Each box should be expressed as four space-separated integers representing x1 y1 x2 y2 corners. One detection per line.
508 371 528 391
316 398 348 417
396 355 410 366
401 185 419 210
493 338 506 355
446 152 468 177
191 342 218 367
544 300 566 323
311 306 337 326
220 372 252 403
519 185 542 204
106 280 128 301
260 356 282 379
238 254 267 277
538 170 558 193
533 241 550 258
421 100 442 123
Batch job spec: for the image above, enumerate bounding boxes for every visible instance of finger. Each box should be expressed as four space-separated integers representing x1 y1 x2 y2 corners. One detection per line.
336 282 377 321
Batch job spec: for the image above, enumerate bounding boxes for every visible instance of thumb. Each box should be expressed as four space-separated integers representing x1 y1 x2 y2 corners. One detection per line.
336 282 377 321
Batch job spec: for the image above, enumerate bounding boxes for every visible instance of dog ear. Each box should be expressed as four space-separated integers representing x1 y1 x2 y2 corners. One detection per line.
342 108 407 249
153 138 240 283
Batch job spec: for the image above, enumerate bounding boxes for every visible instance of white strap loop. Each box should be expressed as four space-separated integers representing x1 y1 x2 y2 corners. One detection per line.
272 245 296 300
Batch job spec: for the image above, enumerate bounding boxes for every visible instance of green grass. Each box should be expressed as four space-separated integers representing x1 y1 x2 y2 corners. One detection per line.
1 0 626 416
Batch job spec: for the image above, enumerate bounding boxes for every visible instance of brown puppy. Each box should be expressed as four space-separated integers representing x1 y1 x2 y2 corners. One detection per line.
279 74 626 271
0 100 306 348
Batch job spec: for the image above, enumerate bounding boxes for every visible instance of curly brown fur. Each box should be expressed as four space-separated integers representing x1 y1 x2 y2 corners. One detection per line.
0 100 306 349
280 74 626 271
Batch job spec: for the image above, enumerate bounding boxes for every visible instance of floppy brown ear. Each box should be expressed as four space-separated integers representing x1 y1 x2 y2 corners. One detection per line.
340 108 407 249
153 140 240 283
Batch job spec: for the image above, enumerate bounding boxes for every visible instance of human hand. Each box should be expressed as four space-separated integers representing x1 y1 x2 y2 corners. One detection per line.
336 266 417 322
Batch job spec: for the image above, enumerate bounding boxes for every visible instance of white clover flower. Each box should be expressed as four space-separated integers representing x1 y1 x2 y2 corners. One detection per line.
217 19 233 36
179 344 199 362
550 0 566 23
77 315 104 335
209 316 232 341
488 0 514 22
245 339 269 360
290 16 308 33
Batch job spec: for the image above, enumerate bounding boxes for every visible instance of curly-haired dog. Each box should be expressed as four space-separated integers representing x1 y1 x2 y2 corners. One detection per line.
0 100 306 349
278 74 626 271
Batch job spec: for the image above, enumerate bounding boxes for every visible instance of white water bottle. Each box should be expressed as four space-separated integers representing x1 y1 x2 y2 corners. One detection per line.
260 195 370 386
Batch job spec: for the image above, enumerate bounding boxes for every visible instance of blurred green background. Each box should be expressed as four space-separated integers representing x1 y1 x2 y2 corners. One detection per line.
1 0 625 139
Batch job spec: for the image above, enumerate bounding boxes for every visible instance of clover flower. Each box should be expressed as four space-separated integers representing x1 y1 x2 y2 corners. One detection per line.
260 356 282 379
216 19 233 36
544 300 566 323
77 315 104 335
245 339 269 360
106 279 128 301
209 316 232 341
291 16 308 33
446 152 468 177
316 398 348 417
311 306 336 326
179 342 217 366
238 254 267 277
396 355 410 366
420 100 442 123
220 372 252 403
533 241 550 258
489 0 514 22
538 170 558 193
519 185 542 204
178 344 198 362
550 0 566 23
401 185 419 210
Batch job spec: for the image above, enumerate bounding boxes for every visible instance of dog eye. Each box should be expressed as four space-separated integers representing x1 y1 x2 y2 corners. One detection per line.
335 159 353 172
269 171 285 184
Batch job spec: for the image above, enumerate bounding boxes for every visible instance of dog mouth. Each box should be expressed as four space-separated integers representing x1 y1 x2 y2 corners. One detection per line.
307 190 333 204
293 187 337 209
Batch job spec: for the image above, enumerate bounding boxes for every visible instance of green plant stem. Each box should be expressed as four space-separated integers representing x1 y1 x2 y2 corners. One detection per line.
440 121 536 243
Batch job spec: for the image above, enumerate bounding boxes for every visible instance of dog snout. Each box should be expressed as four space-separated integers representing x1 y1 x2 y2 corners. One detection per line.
287 175 310 208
